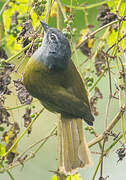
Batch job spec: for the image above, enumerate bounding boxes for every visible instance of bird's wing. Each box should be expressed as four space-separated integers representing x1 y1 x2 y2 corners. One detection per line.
61 60 91 108
40 85 94 125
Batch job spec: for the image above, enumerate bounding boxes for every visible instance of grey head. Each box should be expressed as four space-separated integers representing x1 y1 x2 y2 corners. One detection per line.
33 21 71 70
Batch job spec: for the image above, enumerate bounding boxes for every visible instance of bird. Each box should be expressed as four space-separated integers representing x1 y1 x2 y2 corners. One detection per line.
23 21 94 175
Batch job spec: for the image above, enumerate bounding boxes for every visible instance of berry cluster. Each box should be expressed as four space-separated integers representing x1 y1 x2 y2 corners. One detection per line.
7 11 20 37
84 75 94 87
97 4 117 27
33 0 47 16
62 15 77 39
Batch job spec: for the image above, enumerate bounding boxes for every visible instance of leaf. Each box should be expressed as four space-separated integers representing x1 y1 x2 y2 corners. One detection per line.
2 0 28 53
51 175 57 180
51 173 82 180
0 144 5 156
107 1 126 53
77 26 94 57
2 0 47 54
50 1 57 17
66 174 83 180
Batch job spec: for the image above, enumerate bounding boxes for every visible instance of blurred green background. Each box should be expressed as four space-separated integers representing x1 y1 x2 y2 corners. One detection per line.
0 0 126 180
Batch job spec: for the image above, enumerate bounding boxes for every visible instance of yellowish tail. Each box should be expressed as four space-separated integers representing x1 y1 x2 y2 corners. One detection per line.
58 115 91 175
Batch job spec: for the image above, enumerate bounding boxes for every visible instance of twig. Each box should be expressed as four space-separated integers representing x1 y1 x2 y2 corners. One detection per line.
92 131 126 179
118 57 126 91
105 131 126 155
1 163 15 180
89 70 107 92
105 96 111 128
6 43 31 63
76 19 119 49
0 0 10 16
99 133 107 179
64 0 110 11
18 129 56 159
6 100 38 111
88 105 126 148
30 126 57 155
45 0 56 22
92 157 101 180
105 57 113 129
117 0 123 11
0 125 57 174
106 33 126 54
6 170 15 180
118 57 126 143
2 108 44 159
57 0 62 30
57 0 67 19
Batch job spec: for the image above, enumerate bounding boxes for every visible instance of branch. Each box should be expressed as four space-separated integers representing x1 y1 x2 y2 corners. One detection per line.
88 105 126 148
76 19 119 49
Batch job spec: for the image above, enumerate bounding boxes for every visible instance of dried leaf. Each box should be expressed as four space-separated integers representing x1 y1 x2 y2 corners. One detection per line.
14 79 33 105
116 145 126 162
17 20 35 56
77 26 94 57
0 97 10 126
95 50 106 76
2 122 20 164
0 57 15 96
0 48 8 60
17 20 34 41
90 87 103 116
23 108 32 134
97 4 117 27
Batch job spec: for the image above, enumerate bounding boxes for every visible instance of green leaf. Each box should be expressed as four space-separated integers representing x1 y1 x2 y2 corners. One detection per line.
51 175 57 180
0 144 5 156
66 174 82 180
107 1 126 54
51 174 82 180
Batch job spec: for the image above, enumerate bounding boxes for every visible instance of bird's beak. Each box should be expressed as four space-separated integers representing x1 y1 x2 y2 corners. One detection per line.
40 21 49 32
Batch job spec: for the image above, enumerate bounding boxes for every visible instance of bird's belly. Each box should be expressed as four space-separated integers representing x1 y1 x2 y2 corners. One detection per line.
23 63 62 113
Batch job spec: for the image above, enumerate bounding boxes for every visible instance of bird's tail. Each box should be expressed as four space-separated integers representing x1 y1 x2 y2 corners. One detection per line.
58 115 91 175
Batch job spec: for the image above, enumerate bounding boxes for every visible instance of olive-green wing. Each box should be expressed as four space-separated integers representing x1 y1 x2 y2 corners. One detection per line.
61 60 90 108
39 85 94 125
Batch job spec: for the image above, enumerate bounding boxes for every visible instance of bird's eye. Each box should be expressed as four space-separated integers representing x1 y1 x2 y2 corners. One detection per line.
50 33 57 41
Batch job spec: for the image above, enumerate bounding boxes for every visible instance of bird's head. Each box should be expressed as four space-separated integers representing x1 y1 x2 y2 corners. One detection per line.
40 21 71 69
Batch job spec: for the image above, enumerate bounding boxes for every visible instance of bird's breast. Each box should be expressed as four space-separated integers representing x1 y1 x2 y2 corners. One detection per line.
23 57 67 101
